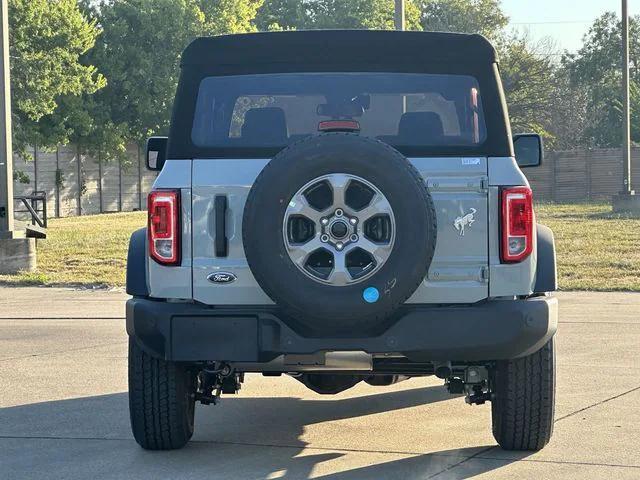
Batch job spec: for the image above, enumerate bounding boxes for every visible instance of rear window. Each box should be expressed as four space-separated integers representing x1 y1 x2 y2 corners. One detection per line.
191 73 486 151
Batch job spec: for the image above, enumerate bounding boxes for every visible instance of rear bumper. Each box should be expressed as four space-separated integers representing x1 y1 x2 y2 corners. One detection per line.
126 296 558 363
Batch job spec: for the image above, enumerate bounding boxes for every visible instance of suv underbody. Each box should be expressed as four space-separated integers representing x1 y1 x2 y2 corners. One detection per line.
126 30 558 452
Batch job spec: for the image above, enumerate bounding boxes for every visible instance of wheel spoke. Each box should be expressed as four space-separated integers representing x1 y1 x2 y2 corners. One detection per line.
326 174 351 209
287 193 324 222
327 251 352 286
357 194 393 221
287 237 323 268
356 237 392 264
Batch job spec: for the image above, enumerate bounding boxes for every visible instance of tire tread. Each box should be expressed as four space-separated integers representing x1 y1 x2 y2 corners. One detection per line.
492 339 555 451
128 339 194 450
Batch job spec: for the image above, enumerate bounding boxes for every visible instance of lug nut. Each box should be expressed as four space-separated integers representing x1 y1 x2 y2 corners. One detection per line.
350 234 359 242
320 234 329 243
321 218 329 226
335 209 343 217
349 217 358 225
336 242 344 250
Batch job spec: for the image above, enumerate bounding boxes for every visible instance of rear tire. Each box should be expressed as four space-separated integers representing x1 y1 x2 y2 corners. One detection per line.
491 338 556 451
128 338 196 450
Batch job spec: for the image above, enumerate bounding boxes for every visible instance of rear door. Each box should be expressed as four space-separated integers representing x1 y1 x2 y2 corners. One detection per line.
191 157 488 305
188 71 492 305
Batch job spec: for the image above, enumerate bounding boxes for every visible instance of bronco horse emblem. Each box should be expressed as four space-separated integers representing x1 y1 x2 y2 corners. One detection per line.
454 208 477 236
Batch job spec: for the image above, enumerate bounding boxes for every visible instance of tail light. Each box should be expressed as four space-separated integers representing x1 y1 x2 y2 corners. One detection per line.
148 190 180 265
501 186 534 263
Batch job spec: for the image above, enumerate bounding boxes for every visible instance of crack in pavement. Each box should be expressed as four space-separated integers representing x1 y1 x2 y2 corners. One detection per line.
424 384 640 477
473 454 640 470
0 435 497 460
427 446 497 478
555 385 640 423
1 436 639 470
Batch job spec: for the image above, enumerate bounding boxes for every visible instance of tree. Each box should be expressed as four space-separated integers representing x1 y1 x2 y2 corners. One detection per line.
413 2 566 144
308 0 422 30
542 68 590 150
254 0 307 31
416 0 507 40
79 0 264 163
87 0 205 160
7 0 575 162
498 34 558 138
8 0 105 158
198 0 263 35
256 0 422 31
563 12 640 147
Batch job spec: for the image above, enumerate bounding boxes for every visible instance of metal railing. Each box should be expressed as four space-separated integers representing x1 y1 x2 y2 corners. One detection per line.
14 191 47 229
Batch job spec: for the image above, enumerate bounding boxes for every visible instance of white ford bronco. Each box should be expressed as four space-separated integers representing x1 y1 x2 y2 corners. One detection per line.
126 30 558 451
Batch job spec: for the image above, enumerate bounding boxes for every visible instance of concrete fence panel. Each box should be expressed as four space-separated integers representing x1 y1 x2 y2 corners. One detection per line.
526 147 640 202
12 143 157 220
11 145 640 220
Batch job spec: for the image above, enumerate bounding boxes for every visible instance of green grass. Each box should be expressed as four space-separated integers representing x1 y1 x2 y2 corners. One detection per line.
0 212 146 288
0 204 638 291
534 203 640 291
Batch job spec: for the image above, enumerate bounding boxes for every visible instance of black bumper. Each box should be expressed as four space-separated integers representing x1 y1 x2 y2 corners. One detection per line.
126 296 557 363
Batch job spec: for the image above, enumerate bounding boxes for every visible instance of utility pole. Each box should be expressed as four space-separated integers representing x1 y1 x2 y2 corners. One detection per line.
395 0 405 31
622 0 632 194
0 0 36 273
614 0 640 211
0 0 13 236
395 0 407 114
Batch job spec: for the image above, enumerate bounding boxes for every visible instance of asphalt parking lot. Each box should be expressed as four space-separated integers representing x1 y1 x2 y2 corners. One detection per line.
1 288 639 479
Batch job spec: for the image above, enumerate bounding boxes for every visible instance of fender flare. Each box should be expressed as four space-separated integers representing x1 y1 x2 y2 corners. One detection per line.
126 228 149 297
534 224 558 293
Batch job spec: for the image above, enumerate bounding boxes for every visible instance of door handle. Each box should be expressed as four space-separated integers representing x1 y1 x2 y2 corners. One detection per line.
214 195 228 257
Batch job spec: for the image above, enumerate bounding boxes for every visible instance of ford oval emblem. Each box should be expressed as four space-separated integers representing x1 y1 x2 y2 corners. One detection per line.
207 272 237 284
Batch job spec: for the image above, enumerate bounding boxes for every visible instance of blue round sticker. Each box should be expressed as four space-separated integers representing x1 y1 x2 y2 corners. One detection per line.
363 287 380 304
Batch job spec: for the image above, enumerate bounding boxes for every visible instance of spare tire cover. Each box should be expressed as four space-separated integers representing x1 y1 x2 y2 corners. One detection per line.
243 133 437 333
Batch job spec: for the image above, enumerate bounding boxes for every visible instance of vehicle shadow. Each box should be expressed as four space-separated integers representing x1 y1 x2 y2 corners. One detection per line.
0 382 526 479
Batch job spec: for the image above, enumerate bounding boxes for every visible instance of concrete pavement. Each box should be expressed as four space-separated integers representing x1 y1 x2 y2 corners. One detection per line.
1 288 639 479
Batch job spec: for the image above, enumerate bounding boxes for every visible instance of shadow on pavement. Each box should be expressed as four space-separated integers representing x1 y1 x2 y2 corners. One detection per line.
0 384 526 479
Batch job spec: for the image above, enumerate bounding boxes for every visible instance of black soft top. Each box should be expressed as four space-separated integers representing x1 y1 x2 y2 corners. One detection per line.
169 30 513 159
181 30 498 70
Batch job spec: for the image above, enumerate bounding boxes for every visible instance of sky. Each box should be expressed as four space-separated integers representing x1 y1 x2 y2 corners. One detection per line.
502 0 640 52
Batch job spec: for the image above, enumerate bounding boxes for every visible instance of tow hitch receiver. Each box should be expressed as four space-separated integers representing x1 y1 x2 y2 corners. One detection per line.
445 366 491 405
195 363 244 405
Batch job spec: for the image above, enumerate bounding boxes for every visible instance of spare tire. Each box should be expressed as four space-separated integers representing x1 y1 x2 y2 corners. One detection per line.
243 133 436 333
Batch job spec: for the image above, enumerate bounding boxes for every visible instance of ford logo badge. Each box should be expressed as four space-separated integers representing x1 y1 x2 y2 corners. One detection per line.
207 272 237 284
